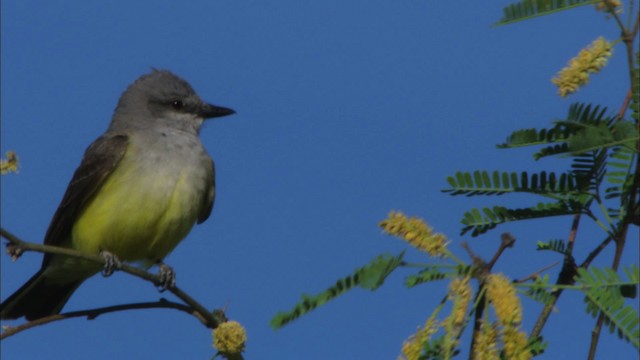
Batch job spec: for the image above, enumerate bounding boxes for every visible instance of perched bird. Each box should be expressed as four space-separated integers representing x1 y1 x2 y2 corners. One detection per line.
0 70 235 320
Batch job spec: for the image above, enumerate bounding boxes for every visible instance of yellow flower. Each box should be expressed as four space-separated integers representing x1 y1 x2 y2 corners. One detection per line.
473 322 499 360
485 274 532 359
0 151 19 175
447 277 473 327
213 321 247 355
502 327 531 360
380 211 448 257
551 37 613 97
486 273 522 326
398 318 439 360
440 277 473 355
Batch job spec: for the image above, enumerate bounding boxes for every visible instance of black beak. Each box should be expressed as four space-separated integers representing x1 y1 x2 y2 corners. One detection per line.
199 103 236 119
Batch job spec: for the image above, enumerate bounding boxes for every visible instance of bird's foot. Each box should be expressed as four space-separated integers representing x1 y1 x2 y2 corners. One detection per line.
100 250 122 277
156 262 176 291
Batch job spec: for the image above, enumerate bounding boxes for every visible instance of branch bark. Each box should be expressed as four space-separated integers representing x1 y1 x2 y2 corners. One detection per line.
0 227 224 337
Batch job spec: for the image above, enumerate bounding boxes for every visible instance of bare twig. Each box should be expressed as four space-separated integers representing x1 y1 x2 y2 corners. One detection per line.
581 236 613 268
1 299 194 339
513 261 560 284
0 227 222 332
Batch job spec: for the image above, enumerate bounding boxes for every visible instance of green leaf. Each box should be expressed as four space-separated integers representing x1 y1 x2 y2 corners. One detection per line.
499 103 618 160
358 251 406 290
405 267 447 288
567 121 639 153
527 336 549 356
495 0 597 26
536 239 568 255
442 170 581 198
270 252 404 329
571 149 608 193
460 202 581 236
497 126 569 149
604 146 637 221
405 265 471 288
576 266 640 346
521 274 556 305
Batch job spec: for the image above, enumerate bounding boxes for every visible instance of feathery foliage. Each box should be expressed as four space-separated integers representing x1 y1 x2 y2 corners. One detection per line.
460 202 581 236
495 0 597 26
576 266 640 347
444 170 582 198
273 4 639 359
449 101 637 237
536 239 569 255
520 274 557 305
270 252 404 329
405 265 471 288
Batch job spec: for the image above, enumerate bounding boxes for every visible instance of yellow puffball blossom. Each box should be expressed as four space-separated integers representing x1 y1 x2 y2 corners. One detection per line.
551 37 613 97
473 322 500 360
213 321 247 355
398 318 439 360
486 273 522 326
0 151 19 175
502 327 531 360
447 277 473 327
486 274 531 360
380 211 448 258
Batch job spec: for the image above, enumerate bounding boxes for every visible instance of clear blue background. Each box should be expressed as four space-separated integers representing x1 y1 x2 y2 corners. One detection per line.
1 1 638 359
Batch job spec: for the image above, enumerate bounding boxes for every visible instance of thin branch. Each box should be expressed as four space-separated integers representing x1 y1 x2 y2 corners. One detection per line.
1 299 194 339
580 236 613 268
529 214 581 339
0 227 222 330
616 89 633 119
513 261 560 284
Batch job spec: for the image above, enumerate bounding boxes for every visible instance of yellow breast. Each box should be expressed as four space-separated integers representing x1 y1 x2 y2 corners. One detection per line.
71 151 205 264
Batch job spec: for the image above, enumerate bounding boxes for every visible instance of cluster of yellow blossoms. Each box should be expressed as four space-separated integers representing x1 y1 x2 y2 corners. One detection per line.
447 277 473 328
551 37 613 97
474 322 500 360
379 211 448 258
399 317 439 360
0 151 19 175
482 274 530 360
212 321 247 358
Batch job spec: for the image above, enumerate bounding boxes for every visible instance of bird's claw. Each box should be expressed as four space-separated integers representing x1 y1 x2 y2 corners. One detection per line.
156 263 176 291
100 250 122 277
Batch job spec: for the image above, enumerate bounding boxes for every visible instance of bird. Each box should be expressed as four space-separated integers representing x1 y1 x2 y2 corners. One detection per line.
0 69 235 320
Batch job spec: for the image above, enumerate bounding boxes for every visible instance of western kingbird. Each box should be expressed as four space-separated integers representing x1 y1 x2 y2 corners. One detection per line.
0 70 235 320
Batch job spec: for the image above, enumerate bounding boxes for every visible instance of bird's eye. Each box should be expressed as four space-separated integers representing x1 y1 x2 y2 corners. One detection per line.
172 100 184 110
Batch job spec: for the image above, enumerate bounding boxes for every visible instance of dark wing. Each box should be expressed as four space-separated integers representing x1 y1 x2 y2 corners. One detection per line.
42 133 129 265
197 158 215 224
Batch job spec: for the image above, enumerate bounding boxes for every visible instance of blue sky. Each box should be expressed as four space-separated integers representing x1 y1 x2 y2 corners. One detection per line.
1 1 637 359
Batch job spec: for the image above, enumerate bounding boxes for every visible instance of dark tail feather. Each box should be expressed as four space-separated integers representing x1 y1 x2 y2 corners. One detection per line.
0 269 83 320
